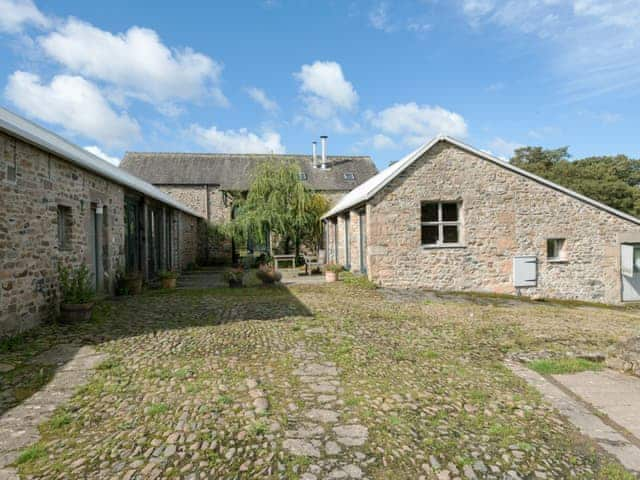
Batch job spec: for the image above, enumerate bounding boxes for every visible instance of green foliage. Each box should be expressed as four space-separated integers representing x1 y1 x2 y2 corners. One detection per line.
341 272 377 289
58 264 95 304
324 263 344 273
158 270 179 279
528 358 604 375
15 444 47 465
222 160 330 252
511 146 640 217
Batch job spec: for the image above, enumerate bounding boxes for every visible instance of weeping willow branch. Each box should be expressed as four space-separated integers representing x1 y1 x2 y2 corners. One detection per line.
220 159 329 252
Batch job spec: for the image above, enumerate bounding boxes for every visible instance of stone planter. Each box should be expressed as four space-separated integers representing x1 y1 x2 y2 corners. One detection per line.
59 303 94 323
228 279 243 288
161 277 177 289
124 276 143 295
325 271 338 283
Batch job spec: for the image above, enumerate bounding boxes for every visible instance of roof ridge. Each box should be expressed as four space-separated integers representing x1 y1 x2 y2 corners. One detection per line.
123 152 372 159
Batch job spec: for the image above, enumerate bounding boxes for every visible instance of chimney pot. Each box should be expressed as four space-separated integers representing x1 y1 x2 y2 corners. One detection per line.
320 135 328 169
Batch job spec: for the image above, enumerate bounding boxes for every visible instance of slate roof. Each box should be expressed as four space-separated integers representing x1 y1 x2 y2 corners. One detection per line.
0 107 203 218
120 153 378 191
323 135 640 225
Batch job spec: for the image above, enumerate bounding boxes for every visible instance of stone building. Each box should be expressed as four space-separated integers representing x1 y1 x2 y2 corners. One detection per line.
121 146 377 262
323 136 640 304
0 107 205 336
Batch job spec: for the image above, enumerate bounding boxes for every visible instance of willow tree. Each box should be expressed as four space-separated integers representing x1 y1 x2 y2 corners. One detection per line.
222 160 329 256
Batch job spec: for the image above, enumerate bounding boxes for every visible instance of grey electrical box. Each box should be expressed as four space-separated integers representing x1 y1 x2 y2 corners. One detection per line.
513 256 537 288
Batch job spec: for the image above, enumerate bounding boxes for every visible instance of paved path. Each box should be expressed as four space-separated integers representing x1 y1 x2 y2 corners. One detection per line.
553 369 640 443
282 328 371 479
0 345 106 480
507 360 640 474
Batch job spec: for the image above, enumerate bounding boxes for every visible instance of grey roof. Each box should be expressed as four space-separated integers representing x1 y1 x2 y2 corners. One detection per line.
120 153 378 191
0 107 203 218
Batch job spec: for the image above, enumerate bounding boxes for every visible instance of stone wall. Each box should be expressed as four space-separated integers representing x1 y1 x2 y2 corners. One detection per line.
336 142 640 303
0 132 203 336
0 131 125 334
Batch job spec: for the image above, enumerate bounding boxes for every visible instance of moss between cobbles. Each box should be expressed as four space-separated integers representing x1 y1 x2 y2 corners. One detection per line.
5 284 640 478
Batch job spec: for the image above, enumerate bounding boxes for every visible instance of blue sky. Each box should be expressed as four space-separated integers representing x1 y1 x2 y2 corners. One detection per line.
1 0 639 169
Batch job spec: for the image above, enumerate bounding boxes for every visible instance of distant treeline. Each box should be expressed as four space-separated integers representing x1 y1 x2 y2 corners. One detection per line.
510 146 640 217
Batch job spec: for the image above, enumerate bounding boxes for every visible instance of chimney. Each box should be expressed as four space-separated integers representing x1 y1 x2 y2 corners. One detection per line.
320 135 328 169
312 141 318 168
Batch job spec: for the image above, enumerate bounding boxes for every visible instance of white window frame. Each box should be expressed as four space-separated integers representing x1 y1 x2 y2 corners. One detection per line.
5 139 17 183
57 205 72 250
421 201 463 247
547 238 568 262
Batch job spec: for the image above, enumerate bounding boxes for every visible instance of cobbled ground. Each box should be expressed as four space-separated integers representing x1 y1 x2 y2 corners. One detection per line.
2 282 640 479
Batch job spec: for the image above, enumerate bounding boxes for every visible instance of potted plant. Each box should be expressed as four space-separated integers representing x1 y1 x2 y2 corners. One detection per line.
124 271 143 295
224 265 244 288
158 270 179 289
58 264 95 323
324 263 344 283
256 265 282 285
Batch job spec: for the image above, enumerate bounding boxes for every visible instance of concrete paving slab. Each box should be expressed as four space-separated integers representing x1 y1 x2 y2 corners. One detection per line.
506 360 640 474
554 369 640 441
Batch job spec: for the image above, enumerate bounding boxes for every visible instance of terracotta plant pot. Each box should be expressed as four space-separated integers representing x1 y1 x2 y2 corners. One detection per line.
325 271 338 283
161 277 177 289
59 303 94 323
124 276 143 295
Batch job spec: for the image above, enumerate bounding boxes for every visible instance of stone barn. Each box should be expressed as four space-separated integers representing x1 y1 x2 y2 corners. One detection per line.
121 139 377 263
0 107 205 336
323 136 640 304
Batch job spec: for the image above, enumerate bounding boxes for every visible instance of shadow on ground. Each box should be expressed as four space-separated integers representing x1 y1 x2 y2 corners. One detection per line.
0 279 312 417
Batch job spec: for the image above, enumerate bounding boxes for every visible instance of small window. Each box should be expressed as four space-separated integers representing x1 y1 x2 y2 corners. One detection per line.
420 202 462 246
299 172 308 181
6 139 17 183
343 172 355 181
547 238 567 261
57 206 72 250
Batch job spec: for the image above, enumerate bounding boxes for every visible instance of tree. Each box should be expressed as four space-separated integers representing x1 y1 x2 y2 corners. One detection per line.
509 147 640 217
222 160 329 256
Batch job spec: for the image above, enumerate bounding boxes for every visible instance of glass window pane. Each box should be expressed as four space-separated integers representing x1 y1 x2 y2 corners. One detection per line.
442 203 458 221
634 247 640 273
421 225 439 245
443 225 459 243
421 203 438 222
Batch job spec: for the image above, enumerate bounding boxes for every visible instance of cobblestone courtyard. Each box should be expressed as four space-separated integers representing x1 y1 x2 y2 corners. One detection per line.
2 282 640 479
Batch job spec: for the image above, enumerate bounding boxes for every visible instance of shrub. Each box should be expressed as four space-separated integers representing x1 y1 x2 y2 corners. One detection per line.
256 268 282 284
324 263 344 273
58 264 95 304
158 270 179 279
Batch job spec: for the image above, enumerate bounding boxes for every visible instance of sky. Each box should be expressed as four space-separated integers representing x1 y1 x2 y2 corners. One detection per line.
1 0 640 169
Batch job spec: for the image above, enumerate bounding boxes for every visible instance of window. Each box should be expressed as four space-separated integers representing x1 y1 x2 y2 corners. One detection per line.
57 206 72 250
343 172 355 181
5 139 17 183
299 172 308 181
547 238 567 261
420 202 462 246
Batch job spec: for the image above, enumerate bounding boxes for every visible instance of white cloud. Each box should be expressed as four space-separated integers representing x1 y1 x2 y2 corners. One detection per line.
372 134 396 149
488 137 523 160
39 18 226 108
369 3 394 32
190 125 285 154
245 87 279 112
5 71 140 147
294 61 358 117
367 102 468 147
84 145 120 166
458 0 640 99
0 0 49 33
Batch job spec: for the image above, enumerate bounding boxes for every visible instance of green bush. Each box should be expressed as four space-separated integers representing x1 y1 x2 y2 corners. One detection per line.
324 263 344 273
158 270 179 279
58 264 95 304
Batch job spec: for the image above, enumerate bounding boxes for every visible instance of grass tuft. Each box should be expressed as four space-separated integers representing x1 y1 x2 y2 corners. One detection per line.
528 358 604 375
15 444 47 465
